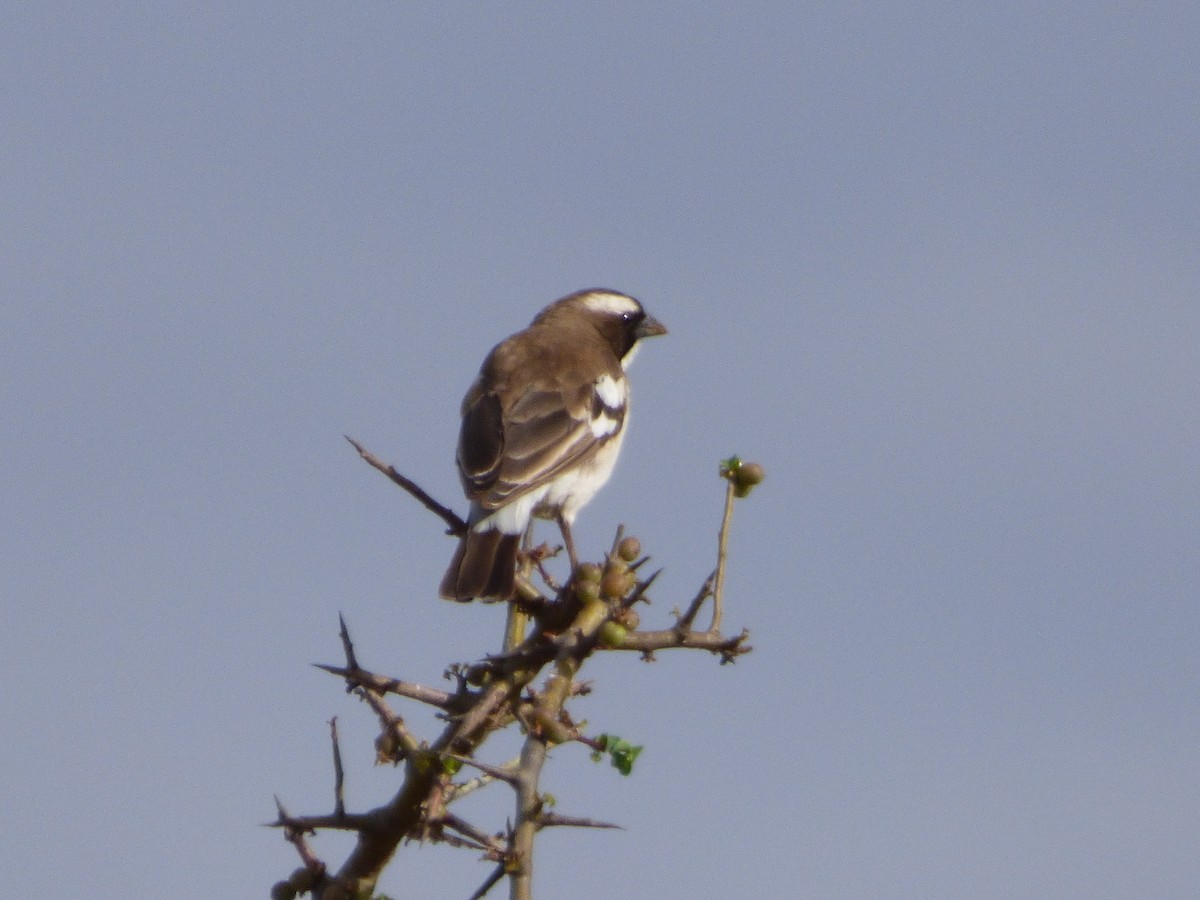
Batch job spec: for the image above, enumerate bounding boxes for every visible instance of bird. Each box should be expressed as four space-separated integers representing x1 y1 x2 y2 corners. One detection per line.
439 288 667 601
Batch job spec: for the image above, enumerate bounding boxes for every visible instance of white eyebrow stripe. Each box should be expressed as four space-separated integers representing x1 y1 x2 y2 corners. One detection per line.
582 291 641 317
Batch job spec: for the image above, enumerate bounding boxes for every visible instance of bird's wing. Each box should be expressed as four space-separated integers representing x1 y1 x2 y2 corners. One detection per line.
459 378 623 510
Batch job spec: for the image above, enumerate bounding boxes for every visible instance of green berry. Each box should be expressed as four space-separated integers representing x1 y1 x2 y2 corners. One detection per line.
577 562 602 583
575 579 602 604
734 461 765 497
617 536 641 562
613 606 640 630
598 620 629 648
289 867 316 892
601 567 633 599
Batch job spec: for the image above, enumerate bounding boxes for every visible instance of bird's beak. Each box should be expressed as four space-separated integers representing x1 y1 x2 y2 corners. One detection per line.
636 315 667 339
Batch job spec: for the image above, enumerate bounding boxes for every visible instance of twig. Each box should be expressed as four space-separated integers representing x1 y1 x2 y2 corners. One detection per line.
444 768 500 803
711 479 736 633
315 681 516 895
616 626 752 663
437 812 508 857
357 684 421 758
271 453 759 897
345 435 467 535
621 568 662 610
445 680 521 747
330 718 346 819
329 617 428 757
609 523 626 555
430 829 490 853
314 663 459 710
675 572 715 631
537 812 623 830
270 810 375 832
468 864 507 900
444 753 519 785
337 612 360 672
272 796 328 877
504 585 531 654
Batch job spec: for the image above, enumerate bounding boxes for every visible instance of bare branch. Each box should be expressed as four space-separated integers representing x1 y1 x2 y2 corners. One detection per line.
711 478 737 632
429 829 491 854
314 662 459 710
509 736 548 899
345 435 466 534
271 796 328 894
468 864 507 900
537 812 623 830
506 593 617 898
609 523 626 555
271 451 761 897
444 753 519 786
616 626 752 662
330 718 345 819
270 810 376 832
437 812 508 856
337 612 360 672
356 682 421 758
320 680 518 895
621 567 662 610
444 770 499 804
675 571 715 631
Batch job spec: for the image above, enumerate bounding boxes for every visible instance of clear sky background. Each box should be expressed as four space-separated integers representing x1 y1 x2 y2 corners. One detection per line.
3 5 1198 898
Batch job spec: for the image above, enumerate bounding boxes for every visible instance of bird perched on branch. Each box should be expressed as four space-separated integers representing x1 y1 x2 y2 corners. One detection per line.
439 289 667 601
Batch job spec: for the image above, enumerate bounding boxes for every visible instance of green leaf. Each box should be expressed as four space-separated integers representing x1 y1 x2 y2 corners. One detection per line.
593 733 644 776
610 741 643 776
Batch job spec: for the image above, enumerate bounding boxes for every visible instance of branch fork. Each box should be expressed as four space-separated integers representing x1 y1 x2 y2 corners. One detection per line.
269 440 761 898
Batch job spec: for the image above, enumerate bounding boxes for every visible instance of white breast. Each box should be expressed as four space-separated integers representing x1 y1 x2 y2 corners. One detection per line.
542 421 627 524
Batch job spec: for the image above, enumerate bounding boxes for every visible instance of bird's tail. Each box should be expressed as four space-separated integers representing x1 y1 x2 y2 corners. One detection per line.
438 528 519 601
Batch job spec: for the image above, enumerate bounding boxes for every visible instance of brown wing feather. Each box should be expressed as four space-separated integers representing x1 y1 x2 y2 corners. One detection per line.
456 318 626 511
480 382 618 510
457 387 504 495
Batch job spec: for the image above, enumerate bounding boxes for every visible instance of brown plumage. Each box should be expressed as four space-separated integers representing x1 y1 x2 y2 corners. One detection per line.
439 289 666 601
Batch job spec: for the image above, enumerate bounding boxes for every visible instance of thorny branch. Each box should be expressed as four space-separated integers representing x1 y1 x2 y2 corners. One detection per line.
329 719 345 820
344 435 466 535
269 441 762 899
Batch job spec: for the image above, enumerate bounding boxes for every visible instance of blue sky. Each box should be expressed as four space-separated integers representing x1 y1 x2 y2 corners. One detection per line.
3 5 1198 898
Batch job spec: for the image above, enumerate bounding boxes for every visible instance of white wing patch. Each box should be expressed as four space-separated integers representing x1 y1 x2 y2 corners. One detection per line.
591 373 626 437
594 373 627 408
590 412 621 438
